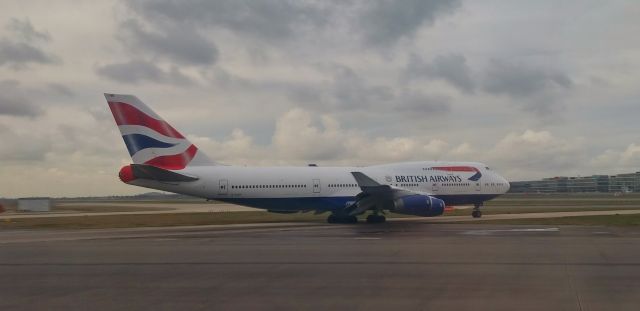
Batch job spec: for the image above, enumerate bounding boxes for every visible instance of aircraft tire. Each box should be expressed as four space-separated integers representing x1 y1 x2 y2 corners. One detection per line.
366 215 386 223
327 215 338 223
472 210 482 218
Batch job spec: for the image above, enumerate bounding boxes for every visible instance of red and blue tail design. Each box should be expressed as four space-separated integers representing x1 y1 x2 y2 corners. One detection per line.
105 93 214 170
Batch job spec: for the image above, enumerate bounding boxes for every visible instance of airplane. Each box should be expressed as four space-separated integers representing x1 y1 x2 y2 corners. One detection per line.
105 93 510 223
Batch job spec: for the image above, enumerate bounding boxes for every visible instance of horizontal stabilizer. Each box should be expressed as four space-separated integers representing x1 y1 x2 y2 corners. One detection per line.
130 164 199 182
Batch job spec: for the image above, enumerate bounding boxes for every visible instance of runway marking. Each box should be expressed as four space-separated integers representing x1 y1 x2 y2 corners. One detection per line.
354 237 381 240
462 228 559 235
2 261 640 267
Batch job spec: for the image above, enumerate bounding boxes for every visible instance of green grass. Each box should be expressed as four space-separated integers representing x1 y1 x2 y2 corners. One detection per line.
54 205 174 213
5 193 640 229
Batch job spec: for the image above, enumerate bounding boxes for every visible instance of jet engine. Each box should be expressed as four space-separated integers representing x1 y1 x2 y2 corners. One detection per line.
392 194 445 217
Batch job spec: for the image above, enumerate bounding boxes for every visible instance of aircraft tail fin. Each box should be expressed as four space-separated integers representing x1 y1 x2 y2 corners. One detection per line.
104 93 216 170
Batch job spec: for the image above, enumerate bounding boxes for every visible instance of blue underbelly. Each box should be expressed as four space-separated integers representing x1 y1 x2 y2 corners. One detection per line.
219 196 355 212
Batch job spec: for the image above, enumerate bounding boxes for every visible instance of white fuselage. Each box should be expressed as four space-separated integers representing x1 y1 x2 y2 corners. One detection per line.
129 161 510 212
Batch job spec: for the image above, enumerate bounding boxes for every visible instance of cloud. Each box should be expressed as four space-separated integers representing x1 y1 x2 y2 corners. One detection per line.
96 59 193 85
47 83 74 97
0 123 51 161
0 18 58 69
2 0 640 197
488 130 586 178
124 0 327 42
188 129 267 165
358 0 462 46
286 65 451 117
483 59 573 115
273 109 346 161
329 65 394 110
7 18 51 42
270 108 453 163
395 90 451 114
592 143 640 172
0 80 43 117
119 19 218 66
122 0 460 54
404 53 475 93
0 39 57 68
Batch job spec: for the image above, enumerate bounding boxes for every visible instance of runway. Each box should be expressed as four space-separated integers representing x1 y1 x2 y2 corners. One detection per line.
2 223 640 310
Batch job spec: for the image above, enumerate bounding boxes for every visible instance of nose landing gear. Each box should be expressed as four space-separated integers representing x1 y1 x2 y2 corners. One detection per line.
472 203 483 218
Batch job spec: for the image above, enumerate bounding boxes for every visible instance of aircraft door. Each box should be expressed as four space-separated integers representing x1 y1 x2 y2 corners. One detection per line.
431 182 439 192
219 179 228 195
312 179 321 193
475 182 481 192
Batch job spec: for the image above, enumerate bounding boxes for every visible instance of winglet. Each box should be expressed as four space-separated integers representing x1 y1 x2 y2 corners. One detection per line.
351 172 382 187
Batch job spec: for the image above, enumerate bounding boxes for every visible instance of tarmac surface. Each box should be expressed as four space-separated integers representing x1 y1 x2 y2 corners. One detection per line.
3 201 640 221
2 222 640 310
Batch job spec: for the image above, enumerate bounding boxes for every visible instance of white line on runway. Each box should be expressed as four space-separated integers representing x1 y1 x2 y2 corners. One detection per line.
462 228 559 235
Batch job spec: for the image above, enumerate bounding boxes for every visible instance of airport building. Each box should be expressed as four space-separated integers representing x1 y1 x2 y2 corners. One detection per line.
509 172 640 193
17 197 51 212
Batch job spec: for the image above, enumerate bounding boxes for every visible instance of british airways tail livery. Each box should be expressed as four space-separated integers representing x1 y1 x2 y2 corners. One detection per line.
105 93 510 223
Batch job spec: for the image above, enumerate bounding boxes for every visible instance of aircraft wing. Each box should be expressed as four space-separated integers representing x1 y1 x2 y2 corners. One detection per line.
348 171 422 215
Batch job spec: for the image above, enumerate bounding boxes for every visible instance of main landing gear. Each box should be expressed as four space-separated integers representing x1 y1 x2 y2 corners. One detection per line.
366 214 386 224
472 203 483 218
326 214 387 224
327 214 358 224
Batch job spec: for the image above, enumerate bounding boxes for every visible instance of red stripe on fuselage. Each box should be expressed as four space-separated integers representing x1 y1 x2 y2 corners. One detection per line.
144 144 198 170
432 166 479 172
108 102 184 139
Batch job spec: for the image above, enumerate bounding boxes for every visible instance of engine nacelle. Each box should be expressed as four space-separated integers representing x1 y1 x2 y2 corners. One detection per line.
392 194 445 217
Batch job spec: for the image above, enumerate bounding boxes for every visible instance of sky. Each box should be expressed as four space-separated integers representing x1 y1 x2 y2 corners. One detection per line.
1 0 639 197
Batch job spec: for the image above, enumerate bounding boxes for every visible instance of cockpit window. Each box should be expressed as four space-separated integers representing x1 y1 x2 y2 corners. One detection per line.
485 167 491 170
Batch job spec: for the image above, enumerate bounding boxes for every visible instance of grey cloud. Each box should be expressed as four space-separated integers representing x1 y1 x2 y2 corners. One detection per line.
0 123 51 162
119 0 324 65
405 53 475 93
125 0 327 42
47 83 74 97
122 0 458 55
285 65 450 118
119 19 218 65
331 66 394 110
7 18 51 42
0 80 43 117
96 59 193 85
0 39 57 68
0 19 58 69
359 0 461 46
396 91 451 114
483 59 573 115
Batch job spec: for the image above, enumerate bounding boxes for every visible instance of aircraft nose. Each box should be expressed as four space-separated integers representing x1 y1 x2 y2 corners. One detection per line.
502 176 510 193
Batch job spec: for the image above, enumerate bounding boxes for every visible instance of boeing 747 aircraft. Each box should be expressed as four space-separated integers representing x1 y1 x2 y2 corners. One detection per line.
106 94 510 223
